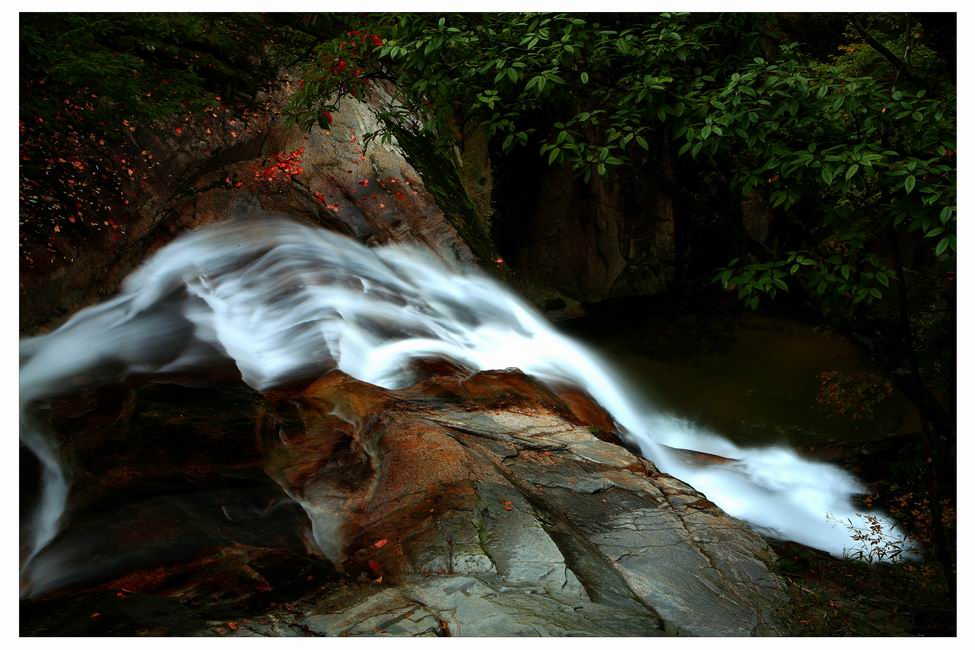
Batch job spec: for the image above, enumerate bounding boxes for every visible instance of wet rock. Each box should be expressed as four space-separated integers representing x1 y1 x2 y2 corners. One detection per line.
22 369 788 636
254 368 788 635
21 82 476 337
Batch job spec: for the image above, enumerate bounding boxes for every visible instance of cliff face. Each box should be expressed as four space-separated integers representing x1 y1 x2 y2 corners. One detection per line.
505 165 676 303
485 133 678 306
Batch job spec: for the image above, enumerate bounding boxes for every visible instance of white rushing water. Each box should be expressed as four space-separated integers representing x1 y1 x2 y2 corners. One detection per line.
20 216 908 587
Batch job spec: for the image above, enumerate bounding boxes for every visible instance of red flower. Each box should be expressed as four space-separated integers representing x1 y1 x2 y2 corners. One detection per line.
322 111 334 124
369 34 383 47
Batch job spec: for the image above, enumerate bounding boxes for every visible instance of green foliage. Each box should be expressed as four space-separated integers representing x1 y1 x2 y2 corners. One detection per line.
286 13 779 178
702 44 955 310
287 14 954 311
21 13 320 134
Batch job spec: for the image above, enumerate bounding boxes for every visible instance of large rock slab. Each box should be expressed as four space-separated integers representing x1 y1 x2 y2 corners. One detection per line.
253 368 788 636
21 367 788 636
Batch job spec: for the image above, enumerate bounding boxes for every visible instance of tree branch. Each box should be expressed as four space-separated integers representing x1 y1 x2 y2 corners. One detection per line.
848 15 924 87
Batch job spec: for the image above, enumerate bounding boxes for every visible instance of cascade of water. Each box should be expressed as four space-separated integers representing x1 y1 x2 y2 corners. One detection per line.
19 215 907 589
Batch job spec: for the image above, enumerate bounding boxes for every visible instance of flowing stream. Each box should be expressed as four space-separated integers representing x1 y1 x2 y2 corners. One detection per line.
20 215 907 590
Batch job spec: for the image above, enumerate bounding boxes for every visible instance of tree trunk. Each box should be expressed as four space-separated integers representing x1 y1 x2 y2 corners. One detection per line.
886 223 955 599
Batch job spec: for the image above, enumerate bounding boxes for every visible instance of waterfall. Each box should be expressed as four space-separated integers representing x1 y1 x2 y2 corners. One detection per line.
19 215 908 590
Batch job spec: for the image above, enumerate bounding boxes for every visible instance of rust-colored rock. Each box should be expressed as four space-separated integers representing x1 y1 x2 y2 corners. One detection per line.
22 367 788 636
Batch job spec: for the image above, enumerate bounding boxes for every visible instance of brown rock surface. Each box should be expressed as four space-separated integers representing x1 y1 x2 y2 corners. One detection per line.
22 367 788 636
20 83 477 336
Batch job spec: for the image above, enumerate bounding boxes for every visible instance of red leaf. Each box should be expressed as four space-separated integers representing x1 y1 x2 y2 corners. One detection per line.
373 539 388 548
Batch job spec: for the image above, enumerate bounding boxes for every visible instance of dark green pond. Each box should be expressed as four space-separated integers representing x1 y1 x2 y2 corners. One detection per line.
562 297 919 449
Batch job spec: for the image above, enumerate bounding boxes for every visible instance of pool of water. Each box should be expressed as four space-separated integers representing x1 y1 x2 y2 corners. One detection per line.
562 297 919 449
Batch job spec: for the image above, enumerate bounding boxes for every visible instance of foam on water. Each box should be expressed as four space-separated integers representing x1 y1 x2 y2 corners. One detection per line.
19 216 908 591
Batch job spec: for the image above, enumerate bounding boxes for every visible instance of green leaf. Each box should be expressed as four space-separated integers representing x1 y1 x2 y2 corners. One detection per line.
935 237 950 256
580 71 589 84
845 164 859 180
635 135 649 151
904 175 916 194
